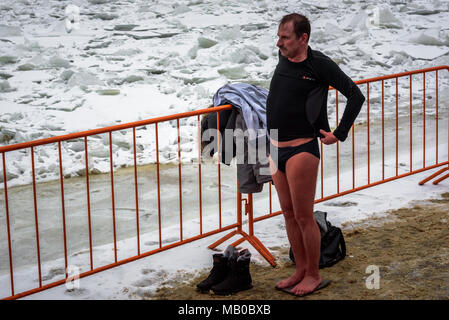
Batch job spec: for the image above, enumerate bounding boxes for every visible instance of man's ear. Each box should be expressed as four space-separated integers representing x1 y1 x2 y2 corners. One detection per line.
301 33 309 44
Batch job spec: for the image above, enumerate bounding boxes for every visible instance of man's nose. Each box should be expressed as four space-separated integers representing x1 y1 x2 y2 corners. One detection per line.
277 38 282 47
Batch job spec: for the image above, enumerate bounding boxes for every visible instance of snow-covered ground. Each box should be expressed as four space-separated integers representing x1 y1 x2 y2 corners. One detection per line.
0 0 448 299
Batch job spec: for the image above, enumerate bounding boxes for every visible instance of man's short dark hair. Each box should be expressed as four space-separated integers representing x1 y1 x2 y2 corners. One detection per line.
280 13 310 41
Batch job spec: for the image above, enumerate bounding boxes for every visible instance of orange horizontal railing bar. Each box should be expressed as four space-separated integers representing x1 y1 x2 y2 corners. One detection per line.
0 104 233 153
352 65 448 86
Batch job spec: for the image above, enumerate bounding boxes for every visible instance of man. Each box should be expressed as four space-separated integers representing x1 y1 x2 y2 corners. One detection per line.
267 13 365 296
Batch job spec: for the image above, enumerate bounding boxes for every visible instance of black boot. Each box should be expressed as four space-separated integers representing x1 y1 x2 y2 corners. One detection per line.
196 253 229 293
211 249 253 295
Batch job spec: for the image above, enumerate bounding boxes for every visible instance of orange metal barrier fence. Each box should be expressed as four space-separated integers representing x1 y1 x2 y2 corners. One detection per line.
1 66 448 299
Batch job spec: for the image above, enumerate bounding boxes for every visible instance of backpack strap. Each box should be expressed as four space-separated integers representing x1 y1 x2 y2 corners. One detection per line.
339 229 346 258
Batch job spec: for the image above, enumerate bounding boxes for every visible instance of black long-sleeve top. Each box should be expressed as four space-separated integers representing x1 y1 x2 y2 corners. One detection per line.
267 47 365 142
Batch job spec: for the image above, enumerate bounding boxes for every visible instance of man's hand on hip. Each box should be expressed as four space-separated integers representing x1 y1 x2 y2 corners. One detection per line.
319 129 338 145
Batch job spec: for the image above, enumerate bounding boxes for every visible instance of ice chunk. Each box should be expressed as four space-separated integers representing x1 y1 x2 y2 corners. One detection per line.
65 4 80 33
406 3 445 16
342 11 369 31
110 48 143 56
26 54 47 69
0 127 16 141
96 89 120 95
311 30 335 43
0 80 16 92
172 3 191 15
67 70 103 87
89 145 110 158
112 134 131 149
218 66 248 79
65 4 80 18
48 56 71 68
117 31 180 40
156 53 184 67
339 31 367 45
0 55 18 65
198 36 217 49
84 40 112 50
110 75 144 85
224 46 263 64
23 54 70 69
406 30 446 46
15 37 41 52
122 75 144 83
390 44 449 60
217 25 242 41
17 63 36 71
94 13 119 20
60 70 75 81
0 5 13 11
388 51 409 65
0 24 22 37
67 141 85 153
0 72 13 79
87 0 110 4
0 170 18 183
187 45 198 59
371 7 403 29
325 23 347 38
241 23 269 31
113 24 139 31
46 98 85 112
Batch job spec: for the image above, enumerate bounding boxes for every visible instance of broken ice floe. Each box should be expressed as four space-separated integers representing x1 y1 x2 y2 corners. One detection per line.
390 44 449 60
0 80 16 92
369 7 403 29
197 36 218 49
67 70 104 87
0 24 22 37
65 4 80 34
405 29 449 47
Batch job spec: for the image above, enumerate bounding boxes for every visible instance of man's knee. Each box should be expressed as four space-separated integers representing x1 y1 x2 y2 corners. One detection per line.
282 208 295 220
295 212 316 228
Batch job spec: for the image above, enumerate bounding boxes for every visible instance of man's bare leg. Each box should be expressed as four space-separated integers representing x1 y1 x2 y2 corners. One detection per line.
285 152 322 295
269 156 307 289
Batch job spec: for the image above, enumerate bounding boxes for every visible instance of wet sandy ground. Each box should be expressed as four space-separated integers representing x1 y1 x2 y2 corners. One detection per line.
153 192 449 300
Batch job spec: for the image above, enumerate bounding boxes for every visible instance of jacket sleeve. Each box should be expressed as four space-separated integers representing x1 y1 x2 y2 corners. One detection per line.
319 58 365 142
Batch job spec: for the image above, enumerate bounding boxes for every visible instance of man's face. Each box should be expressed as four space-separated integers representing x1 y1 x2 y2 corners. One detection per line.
276 21 307 59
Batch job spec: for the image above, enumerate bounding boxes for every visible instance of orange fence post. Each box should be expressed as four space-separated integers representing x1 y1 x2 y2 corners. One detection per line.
155 123 162 248
396 77 399 176
58 142 69 278
84 136 93 270
177 119 183 241
132 127 140 255
109 132 118 263
197 115 203 235
30 147 42 287
2 152 15 296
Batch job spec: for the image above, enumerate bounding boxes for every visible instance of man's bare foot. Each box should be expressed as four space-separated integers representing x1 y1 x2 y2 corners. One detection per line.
275 269 305 289
289 275 322 296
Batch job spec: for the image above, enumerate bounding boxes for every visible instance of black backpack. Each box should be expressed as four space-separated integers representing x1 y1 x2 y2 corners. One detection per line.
289 211 346 269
